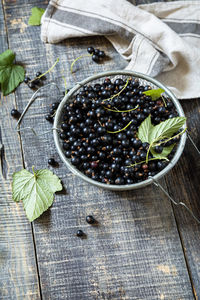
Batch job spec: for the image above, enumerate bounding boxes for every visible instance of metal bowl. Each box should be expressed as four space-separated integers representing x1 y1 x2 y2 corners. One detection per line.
53 70 186 191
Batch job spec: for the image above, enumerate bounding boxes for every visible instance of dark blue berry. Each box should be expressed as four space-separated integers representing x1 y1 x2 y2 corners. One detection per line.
86 215 96 224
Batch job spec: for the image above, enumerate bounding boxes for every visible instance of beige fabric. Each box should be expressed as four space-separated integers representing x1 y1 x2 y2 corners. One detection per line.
41 0 200 99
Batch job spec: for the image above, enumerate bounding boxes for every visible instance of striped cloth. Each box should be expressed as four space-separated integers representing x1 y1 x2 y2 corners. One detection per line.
41 0 200 99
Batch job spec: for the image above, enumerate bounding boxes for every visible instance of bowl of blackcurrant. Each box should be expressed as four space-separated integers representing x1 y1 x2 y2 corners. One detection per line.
53 71 187 191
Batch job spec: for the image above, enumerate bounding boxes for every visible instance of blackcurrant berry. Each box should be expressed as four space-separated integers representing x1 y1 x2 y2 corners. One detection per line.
92 54 100 63
24 76 30 84
48 158 57 166
11 109 21 119
36 71 42 77
45 114 53 123
76 230 84 237
86 215 96 224
87 47 95 54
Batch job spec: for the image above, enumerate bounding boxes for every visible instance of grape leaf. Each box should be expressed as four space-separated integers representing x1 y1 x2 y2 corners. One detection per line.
149 117 186 143
150 144 175 161
28 7 45 26
143 88 165 100
12 168 62 222
138 115 154 143
0 49 25 96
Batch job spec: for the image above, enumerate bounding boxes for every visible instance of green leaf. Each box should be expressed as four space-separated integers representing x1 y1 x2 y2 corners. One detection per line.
143 88 165 101
138 115 154 143
0 49 15 66
149 117 186 143
12 168 62 222
0 49 25 96
150 144 175 160
28 7 45 26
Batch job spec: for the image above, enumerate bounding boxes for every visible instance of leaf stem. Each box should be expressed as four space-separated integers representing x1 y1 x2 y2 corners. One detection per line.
30 58 59 83
107 120 133 134
103 105 139 113
32 166 36 177
70 54 92 73
145 142 154 164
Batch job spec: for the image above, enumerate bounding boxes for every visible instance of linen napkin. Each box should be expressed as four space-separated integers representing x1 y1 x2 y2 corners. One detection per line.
41 0 200 99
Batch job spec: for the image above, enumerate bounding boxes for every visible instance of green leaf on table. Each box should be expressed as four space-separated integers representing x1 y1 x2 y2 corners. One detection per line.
150 144 175 161
28 7 45 26
138 115 154 143
0 49 25 96
12 167 62 222
149 117 186 143
143 88 165 100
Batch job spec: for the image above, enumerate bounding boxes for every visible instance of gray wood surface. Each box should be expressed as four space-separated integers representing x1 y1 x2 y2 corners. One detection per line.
0 1 40 299
1 0 200 299
164 98 200 298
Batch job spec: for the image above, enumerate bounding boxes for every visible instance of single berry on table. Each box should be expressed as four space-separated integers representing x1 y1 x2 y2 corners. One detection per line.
86 215 96 224
76 230 84 237
48 158 57 166
11 109 21 119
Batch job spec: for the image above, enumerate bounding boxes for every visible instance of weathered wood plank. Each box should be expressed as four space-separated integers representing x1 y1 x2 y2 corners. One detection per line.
0 2 40 299
3 0 197 299
164 98 200 298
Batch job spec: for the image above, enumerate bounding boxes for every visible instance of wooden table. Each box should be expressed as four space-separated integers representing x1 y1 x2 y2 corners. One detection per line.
1 1 200 299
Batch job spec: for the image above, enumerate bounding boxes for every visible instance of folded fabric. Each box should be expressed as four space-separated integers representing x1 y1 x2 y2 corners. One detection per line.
41 0 200 99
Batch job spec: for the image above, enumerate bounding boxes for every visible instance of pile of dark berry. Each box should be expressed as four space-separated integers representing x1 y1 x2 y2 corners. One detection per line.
59 77 179 185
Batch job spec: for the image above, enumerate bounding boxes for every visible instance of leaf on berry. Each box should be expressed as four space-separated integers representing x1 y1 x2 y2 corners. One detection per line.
12 167 62 222
143 88 165 101
149 117 186 143
138 115 154 143
150 144 175 161
0 49 25 96
28 7 45 26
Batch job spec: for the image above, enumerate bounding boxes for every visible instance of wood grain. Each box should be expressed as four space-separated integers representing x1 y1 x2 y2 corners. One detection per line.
164 98 200 298
0 2 40 299
2 0 199 299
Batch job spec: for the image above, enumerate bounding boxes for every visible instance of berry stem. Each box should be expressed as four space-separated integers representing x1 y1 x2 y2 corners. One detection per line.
103 104 139 113
30 58 59 83
70 54 92 74
61 69 68 95
107 120 133 134
161 95 167 107
154 127 187 147
102 78 130 103
127 157 167 168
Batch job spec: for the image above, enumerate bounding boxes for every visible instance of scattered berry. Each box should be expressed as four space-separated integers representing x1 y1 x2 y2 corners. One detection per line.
76 230 84 237
11 109 21 119
48 158 57 166
86 215 95 224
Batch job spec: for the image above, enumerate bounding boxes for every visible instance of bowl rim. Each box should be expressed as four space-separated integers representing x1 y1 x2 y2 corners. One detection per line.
53 70 186 191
